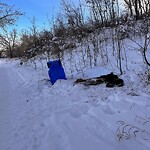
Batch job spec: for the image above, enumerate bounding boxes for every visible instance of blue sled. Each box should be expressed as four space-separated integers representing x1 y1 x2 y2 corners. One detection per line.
47 60 66 85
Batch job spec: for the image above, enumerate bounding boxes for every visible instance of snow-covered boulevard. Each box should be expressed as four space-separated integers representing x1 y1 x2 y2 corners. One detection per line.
0 61 36 150
0 66 13 150
0 59 150 150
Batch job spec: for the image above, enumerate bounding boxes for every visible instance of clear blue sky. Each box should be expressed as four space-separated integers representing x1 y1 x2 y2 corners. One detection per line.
3 0 63 31
2 0 124 32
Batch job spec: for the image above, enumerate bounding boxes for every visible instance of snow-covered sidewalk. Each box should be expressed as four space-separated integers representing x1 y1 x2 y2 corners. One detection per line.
0 59 150 150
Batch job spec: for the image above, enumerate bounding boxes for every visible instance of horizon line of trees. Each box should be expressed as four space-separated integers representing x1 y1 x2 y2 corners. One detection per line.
0 0 150 60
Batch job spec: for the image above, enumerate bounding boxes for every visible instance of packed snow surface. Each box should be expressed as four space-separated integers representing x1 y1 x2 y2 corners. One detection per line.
0 59 150 150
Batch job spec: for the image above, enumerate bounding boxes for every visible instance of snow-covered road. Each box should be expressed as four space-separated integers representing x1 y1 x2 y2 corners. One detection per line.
0 60 42 150
0 59 150 150
0 62 32 150
0 66 13 150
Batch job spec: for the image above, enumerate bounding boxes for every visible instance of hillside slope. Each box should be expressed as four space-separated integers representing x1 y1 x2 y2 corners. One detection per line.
0 57 150 150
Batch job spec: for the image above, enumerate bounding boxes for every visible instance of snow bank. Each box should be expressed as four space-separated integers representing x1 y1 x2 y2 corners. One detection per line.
0 58 150 150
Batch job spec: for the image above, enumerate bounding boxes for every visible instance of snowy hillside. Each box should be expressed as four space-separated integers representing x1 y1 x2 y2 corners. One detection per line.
0 38 150 150
1 0 150 149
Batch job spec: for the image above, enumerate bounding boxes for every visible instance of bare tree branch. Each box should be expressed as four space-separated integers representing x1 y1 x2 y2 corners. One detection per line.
0 2 23 27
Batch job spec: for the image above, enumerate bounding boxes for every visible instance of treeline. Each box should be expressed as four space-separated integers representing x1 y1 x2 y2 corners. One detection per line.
0 0 150 60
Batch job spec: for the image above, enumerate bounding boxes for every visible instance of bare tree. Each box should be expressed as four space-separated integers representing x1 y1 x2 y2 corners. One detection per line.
0 28 18 58
61 0 84 27
0 2 22 27
123 0 150 20
29 17 39 48
85 0 121 27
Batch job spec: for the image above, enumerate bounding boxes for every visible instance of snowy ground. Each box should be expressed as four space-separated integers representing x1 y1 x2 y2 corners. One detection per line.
0 58 150 150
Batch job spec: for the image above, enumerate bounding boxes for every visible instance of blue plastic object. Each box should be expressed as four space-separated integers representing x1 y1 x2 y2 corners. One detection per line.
47 60 66 85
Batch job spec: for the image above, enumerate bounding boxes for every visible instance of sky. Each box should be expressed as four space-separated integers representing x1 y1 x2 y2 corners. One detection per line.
3 0 64 32
2 0 124 33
